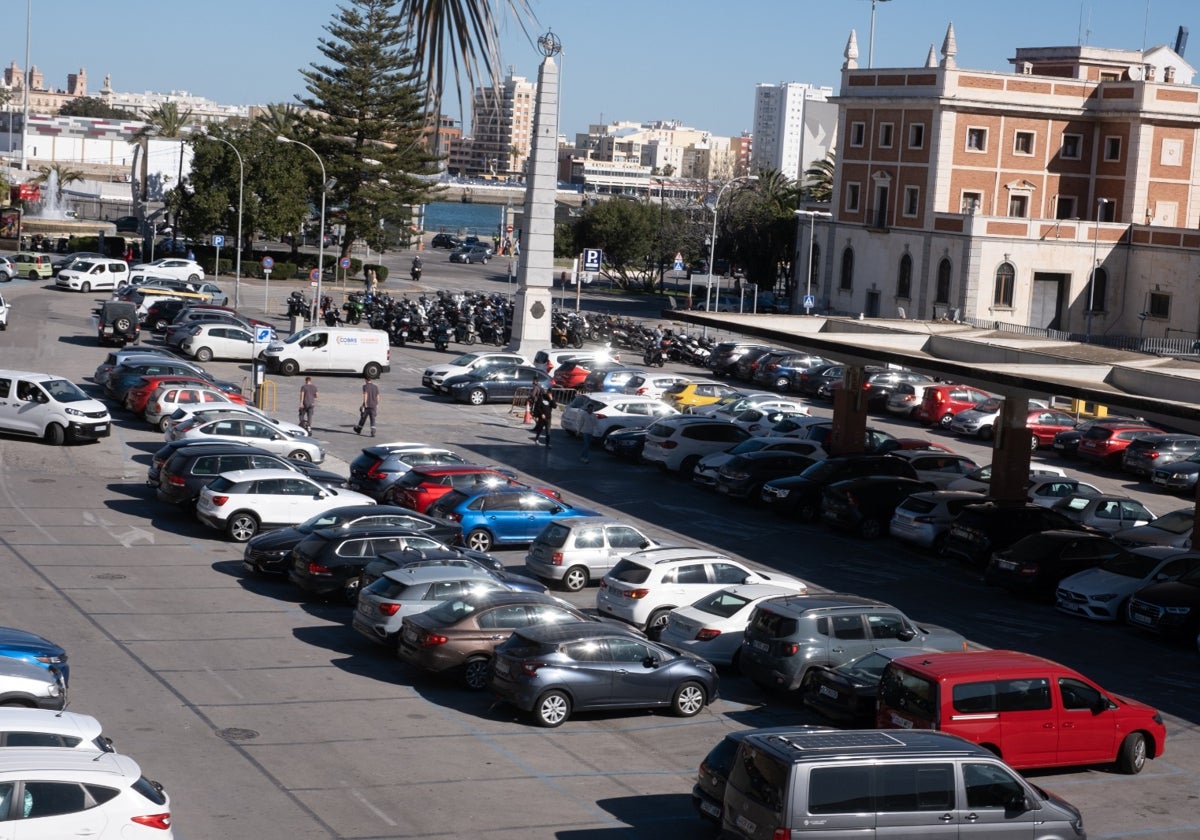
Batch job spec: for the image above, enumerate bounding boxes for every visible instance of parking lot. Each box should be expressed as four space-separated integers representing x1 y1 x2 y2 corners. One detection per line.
0 266 1197 839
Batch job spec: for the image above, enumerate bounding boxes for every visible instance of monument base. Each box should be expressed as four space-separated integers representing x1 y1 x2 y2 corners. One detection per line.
508 286 553 355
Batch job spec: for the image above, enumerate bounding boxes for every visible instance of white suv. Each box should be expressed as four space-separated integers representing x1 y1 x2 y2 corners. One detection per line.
595 546 808 635
0 708 113 752
559 393 679 438
0 748 173 837
641 416 751 474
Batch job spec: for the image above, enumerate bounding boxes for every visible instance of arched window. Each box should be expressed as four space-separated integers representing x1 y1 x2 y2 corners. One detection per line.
839 247 854 291
1087 267 1108 312
935 258 952 304
994 261 1016 307
897 254 913 299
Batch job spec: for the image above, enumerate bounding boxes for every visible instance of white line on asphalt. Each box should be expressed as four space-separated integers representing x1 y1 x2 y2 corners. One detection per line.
203 666 245 700
350 788 398 827
106 586 139 616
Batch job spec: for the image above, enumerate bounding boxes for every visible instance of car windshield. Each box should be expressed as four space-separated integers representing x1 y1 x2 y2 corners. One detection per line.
1149 511 1195 534
1099 553 1166 579
835 651 895 682
692 589 753 619
729 439 771 455
295 510 360 534
608 559 651 584
41 379 91 403
283 328 311 345
450 353 480 366
424 597 478 624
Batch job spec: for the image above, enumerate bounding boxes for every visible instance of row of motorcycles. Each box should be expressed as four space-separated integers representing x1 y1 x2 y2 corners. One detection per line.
641 330 717 368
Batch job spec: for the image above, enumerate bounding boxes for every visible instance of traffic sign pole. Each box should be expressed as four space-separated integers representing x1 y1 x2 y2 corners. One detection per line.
260 256 275 314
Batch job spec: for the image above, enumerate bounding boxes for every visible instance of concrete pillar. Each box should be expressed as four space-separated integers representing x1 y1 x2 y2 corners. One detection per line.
989 397 1033 504
509 50 559 355
830 364 868 455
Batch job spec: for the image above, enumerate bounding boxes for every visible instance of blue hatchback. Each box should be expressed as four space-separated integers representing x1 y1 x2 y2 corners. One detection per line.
0 626 69 685
426 487 599 552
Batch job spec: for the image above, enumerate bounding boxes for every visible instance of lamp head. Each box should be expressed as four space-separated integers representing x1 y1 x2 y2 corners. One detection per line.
275 135 292 144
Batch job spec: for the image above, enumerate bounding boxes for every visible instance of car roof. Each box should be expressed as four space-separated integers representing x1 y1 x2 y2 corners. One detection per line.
0 709 101 739
745 729 996 764
511 622 643 645
752 593 888 615
215 468 319 482
623 546 724 565
312 525 437 541
890 649 1061 678
381 565 495 585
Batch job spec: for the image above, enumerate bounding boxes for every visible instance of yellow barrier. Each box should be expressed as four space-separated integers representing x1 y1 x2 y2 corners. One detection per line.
255 379 277 411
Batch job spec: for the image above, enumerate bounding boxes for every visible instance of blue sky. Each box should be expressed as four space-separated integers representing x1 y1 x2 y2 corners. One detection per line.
22 1 1200 138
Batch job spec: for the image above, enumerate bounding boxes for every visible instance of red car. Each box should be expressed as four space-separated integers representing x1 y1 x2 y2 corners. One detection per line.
383 465 561 513
551 360 592 390
124 374 246 415
1028 409 1080 448
914 384 994 427
1076 422 1162 468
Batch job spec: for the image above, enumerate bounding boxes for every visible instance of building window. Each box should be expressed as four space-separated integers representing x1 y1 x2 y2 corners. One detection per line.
1148 292 1170 319
993 261 1016 307
1087 267 1108 312
1013 131 1034 155
961 191 982 214
935 259 952 304
845 182 861 213
1104 137 1121 161
879 123 894 148
1061 134 1083 159
850 122 866 147
903 186 920 217
966 127 988 152
840 247 855 291
897 254 913 299
1055 196 1077 219
908 123 925 149
1008 194 1029 218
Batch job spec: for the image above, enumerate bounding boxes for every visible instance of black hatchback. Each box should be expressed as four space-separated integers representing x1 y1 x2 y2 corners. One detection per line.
820 476 937 539
940 502 1085 567
984 530 1132 599
157 443 345 506
761 455 919 520
714 451 815 501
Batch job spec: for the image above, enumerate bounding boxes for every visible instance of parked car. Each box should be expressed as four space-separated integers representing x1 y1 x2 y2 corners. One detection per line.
1123 433 1200 477
1151 452 1200 494
560 393 679 438
729 405 810 436
178 323 272 362
945 462 1067 493
715 451 817 501
359 545 517 590
163 402 307 441
579 366 643 394
425 486 600 552
595 546 808 635
93 347 185 387
489 623 719 726
347 443 468 500
889 490 992 552
1076 422 1163 468
984 531 1133 599
772 419 899 454
662 380 742 410
0 659 68 710
1057 546 1200 622
129 257 204 282
821 476 937 539
603 427 647 460
1024 476 1104 507
687 392 797 419
802 646 940 724
1113 507 1195 548
525 517 660 592
939 501 1085 567
105 358 240 404
443 365 551 405
1126 562 1200 641
0 256 13 282
761 455 919 521
641 416 751 474
241 504 459 575
430 233 463 249
732 347 783 383
55 258 129 292
50 251 105 276
143 384 237 431
1049 493 1156 533
706 341 770 378
164 310 262 349
95 300 139 347
621 372 690 400
396 590 597 689
951 400 1074 448
0 708 112 751
693 436 824 488
448 243 493 263
857 370 935 410
384 464 553 513
884 381 934 418
914 383 995 427
0 291 7 330
791 362 853 397
157 442 345 507
422 351 530 392
195 469 375 541
752 352 836 392
0 627 69 684
173 414 324 462
885 450 980 488
659 583 806 667
10 252 53 279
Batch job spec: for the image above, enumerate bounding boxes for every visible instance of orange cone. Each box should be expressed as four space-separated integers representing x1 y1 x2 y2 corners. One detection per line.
523 406 532 424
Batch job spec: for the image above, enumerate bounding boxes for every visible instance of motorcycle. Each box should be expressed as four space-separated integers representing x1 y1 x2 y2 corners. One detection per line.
432 320 451 352
286 291 310 318
643 344 665 367
411 260 423 283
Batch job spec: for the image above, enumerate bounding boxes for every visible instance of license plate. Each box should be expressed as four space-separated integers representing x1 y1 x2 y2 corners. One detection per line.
1058 601 1081 612
403 627 418 642
716 484 730 494
1130 613 1152 626
735 815 756 833
94 425 107 433
752 640 769 652
700 800 721 818
890 712 913 729
996 559 1017 570
493 659 510 676
819 685 839 699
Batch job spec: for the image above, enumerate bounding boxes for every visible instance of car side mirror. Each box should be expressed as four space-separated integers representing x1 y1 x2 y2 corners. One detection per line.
1005 792 1028 812
642 656 659 669
1092 697 1110 715
639 540 650 549
314 492 325 500
897 627 917 642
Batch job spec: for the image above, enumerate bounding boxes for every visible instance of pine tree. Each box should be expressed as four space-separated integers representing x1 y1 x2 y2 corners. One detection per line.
296 0 439 258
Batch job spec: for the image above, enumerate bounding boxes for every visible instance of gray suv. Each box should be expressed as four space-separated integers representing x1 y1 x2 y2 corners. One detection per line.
525 516 660 591
738 594 967 692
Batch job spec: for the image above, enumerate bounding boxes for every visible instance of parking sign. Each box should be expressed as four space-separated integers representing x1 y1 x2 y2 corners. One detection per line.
583 248 602 273
211 234 225 248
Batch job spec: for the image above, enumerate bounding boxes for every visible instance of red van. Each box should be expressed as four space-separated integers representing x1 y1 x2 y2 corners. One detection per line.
876 649 1166 774
915 384 993 427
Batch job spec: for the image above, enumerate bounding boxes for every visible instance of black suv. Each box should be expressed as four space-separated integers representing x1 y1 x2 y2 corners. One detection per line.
144 299 190 331
940 502 1084 567
706 342 770 377
430 233 463 249
156 443 346 507
752 352 837 392
760 455 919 520
862 370 935 410
984 531 1131 599
348 445 468 500
821 476 936 539
96 301 140 347
1127 564 1200 641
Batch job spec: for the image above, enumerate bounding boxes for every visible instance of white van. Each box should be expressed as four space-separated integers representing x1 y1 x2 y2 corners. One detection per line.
262 326 391 378
0 371 111 444
54 259 130 293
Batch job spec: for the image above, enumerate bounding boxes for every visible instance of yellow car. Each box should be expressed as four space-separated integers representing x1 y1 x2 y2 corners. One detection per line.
10 252 54 279
663 380 742 409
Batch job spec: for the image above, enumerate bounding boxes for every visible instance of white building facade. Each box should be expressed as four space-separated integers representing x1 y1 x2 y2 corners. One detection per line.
750 82 838 180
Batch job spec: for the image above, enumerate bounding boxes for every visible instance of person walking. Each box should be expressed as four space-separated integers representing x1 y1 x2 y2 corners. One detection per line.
528 382 556 447
354 375 380 436
578 408 597 463
298 377 318 434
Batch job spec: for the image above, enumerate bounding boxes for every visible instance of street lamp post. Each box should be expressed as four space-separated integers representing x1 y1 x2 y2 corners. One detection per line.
697 175 757 311
210 136 244 310
1086 197 1110 343
868 0 893 68
276 136 326 321
795 209 832 314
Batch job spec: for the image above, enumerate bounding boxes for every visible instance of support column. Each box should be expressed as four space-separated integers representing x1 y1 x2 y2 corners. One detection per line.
990 396 1033 504
509 39 560 355
830 365 868 455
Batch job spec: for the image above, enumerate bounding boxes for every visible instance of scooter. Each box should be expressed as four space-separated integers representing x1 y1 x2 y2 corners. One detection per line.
643 345 665 367
411 260 423 283
432 320 451 352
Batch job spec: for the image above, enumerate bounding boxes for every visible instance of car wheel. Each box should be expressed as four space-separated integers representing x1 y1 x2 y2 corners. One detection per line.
679 454 701 478
80 280 91 293
29 270 38 280
462 656 491 691
646 609 671 640
774 376 789 391
43 423 65 446
157 416 173 433
1116 732 1147 774
1029 436 1040 453
288 449 312 462
363 362 382 379
468 388 487 406
154 318 170 331
466 528 493 552
796 501 819 523
562 566 589 592
113 317 132 334
979 425 994 441
194 347 213 362
859 517 884 540
939 412 954 428
343 576 362 605
672 681 706 717
188 273 201 282
225 512 259 542
280 359 300 376
533 690 571 727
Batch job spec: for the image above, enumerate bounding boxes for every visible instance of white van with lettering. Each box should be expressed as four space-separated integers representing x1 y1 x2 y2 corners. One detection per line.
262 326 390 378
0 371 111 445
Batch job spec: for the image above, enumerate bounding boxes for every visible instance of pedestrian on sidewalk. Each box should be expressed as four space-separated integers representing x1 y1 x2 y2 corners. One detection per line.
354 375 380 436
298 376 318 434
578 409 597 463
529 383 556 447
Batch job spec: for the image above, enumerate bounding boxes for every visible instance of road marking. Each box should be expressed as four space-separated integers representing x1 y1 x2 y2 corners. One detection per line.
203 667 245 700
349 789 398 827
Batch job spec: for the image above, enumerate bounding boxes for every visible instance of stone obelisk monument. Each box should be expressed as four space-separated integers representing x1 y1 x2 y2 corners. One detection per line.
508 31 561 354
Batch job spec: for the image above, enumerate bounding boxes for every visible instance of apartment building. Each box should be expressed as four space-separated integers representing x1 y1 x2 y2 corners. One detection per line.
465 69 536 177
750 81 838 181
805 24 1200 344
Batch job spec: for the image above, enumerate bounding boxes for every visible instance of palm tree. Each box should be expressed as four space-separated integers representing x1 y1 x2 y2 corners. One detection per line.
255 102 300 138
34 163 84 201
803 151 836 203
141 102 193 138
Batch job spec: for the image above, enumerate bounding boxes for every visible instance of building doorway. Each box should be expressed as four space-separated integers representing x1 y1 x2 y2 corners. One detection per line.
1030 272 1067 330
865 289 881 318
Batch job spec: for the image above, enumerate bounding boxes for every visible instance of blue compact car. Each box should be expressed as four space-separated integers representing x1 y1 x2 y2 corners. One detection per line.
426 487 600 552
0 627 69 685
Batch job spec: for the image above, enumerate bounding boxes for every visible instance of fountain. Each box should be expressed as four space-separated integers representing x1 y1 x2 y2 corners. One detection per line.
17 169 116 248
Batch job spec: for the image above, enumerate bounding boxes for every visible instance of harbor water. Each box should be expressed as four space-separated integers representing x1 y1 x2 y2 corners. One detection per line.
422 202 506 238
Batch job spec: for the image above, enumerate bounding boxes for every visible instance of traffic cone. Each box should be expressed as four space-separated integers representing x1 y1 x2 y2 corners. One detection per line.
523 406 532 424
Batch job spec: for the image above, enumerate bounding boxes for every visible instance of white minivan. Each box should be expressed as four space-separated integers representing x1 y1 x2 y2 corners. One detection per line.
262 326 391 378
0 371 111 445
54 259 130 293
